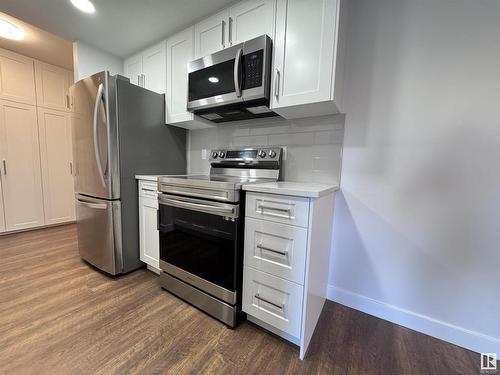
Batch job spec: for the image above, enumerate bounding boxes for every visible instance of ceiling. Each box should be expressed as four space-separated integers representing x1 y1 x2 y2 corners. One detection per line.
0 0 235 58
0 12 73 69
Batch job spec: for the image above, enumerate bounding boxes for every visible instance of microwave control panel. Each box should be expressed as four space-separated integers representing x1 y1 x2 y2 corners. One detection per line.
244 49 264 89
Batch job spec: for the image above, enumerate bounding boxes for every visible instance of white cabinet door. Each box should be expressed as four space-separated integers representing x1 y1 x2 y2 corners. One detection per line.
0 100 44 231
229 0 275 46
142 41 166 94
38 108 75 225
34 61 72 112
166 27 194 124
194 9 229 58
272 0 341 115
139 195 159 270
123 54 143 86
0 48 36 105
0 178 5 233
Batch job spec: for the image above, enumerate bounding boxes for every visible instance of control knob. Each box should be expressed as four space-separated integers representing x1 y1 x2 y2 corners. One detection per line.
269 150 277 158
219 151 226 158
258 150 267 158
211 151 218 158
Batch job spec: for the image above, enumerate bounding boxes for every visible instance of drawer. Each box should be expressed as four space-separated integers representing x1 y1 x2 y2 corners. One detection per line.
244 217 307 285
246 192 310 228
243 266 303 339
138 180 158 198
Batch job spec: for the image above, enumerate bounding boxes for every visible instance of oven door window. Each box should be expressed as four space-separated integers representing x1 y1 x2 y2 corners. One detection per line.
159 203 239 292
188 59 236 101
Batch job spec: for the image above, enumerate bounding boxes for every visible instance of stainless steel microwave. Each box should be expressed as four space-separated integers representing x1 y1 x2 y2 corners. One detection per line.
187 34 278 123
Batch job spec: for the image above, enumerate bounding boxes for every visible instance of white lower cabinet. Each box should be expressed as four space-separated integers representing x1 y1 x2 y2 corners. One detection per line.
243 266 303 338
0 179 5 233
242 190 335 360
138 180 160 273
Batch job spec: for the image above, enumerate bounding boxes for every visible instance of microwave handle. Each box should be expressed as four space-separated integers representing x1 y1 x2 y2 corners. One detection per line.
234 48 243 98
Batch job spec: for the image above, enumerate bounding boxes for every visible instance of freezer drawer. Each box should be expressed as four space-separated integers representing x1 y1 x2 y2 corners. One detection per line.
76 195 122 275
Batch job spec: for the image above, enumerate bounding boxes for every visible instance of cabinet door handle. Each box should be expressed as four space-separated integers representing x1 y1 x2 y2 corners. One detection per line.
142 74 146 88
69 162 73 175
228 17 233 46
2 160 6 175
137 75 141 86
258 204 291 214
66 95 70 109
255 294 284 310
274 68 280 98
257 244 288 256
221 20 226 48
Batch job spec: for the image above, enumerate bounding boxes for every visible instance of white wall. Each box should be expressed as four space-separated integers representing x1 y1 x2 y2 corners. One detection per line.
329 0 500 354
188 115 345 184
73 41 123 81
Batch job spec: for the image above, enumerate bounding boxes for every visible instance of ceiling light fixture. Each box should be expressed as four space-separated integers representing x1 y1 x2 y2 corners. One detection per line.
0 18 24 40
70 0 96 14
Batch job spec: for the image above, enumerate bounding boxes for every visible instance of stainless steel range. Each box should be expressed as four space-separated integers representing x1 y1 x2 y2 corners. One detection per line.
157 147 283 327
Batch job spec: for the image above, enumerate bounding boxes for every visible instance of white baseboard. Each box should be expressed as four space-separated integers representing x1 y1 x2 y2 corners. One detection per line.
327 285 500 355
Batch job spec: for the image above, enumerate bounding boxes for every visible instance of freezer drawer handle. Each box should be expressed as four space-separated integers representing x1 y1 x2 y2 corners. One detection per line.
254 294 284 310
77 200 107 210
257 244 288 256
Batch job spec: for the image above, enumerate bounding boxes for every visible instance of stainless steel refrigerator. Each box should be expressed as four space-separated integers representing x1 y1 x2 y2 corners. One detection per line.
72 71 186 275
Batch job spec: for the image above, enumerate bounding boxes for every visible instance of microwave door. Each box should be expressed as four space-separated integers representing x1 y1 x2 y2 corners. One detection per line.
187 45 244 112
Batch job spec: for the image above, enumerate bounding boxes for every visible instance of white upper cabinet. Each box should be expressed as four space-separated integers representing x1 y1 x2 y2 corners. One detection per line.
271 0 346 118
194 9 230 58
124 42 166 94
0 48 36 105
123 54 143 87
35 61 72 112
0 100 45 231
194 1 275 59
142 42 166 94
166 27 214 130
38 108 75 225
228 0 275 46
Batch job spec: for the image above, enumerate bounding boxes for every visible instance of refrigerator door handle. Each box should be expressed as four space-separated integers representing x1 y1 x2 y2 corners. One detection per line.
93 83 107 187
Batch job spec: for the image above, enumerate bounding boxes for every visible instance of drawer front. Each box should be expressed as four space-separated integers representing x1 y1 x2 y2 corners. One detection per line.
246 192 310 228
244 217 307 284
139 181 158 198
243 266 303 338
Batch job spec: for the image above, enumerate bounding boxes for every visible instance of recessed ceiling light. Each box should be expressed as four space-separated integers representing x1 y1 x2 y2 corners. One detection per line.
208 77 219 83
0 18 24 40
70 0 96 14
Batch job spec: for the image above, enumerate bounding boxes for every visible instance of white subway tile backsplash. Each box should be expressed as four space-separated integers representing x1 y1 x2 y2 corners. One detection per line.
188 114 345 184
269 132 315 146
232 135 268 147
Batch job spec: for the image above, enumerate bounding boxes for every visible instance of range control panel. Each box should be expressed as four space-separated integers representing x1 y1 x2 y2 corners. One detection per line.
210 147 282 161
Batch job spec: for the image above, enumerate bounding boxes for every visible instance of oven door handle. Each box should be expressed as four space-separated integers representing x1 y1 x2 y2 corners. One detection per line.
159 195 237 217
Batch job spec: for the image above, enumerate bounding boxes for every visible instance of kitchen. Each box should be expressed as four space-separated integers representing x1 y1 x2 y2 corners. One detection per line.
0 0 498 374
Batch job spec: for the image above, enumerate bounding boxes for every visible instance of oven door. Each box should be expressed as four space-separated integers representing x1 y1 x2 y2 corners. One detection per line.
158 194 241 305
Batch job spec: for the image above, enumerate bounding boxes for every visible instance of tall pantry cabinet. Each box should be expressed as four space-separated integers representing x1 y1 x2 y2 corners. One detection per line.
0 47 75 234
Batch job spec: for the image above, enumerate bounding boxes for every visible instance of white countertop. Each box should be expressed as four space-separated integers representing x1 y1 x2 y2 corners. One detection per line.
242 181 339 198
135 175 162 182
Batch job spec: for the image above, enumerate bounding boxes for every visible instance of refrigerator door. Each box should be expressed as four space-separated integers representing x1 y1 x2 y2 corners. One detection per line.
76 194 122 275
72 71 120 200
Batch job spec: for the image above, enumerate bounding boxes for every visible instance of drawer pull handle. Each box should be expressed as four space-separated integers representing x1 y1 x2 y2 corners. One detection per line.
255 294 284 310
257 205 291 214
257 244 287 256
142 188 156 192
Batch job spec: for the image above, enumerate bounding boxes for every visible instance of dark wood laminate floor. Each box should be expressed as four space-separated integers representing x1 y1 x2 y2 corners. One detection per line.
0 224 481 375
